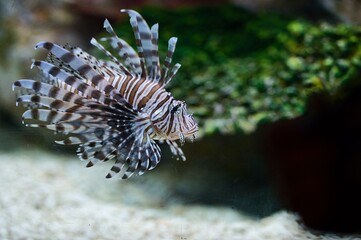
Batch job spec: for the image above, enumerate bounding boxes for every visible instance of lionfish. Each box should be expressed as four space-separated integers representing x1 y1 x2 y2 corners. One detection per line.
13 9 198 179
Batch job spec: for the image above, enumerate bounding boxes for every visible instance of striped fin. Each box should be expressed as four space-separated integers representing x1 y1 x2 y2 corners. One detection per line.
15 95 118 120
150 23 161 80
17 95 94 113
102 11 178 85
31 60 110 102
14 78 135 118
105 116 161 179
13 79 112 113
166 140 186 161
57 135 101 145
14 80 137 121
122 10 147 77
57 126 117 145
122 9 162 80
25 123 101 135
15 79 162 175
78 141 117 167
35 41 119 96
69 46 101 71
13 79 87 105
22 109 100 124
90 38 131 76
35 42 140 109
13 79 137 121
106 133 161 179
121 133 150 178
102 19 142 75
14 86 39 109
68 46 118 81
45 46 85 81
164 63 181 86
33 60 92 96
160 37 179 85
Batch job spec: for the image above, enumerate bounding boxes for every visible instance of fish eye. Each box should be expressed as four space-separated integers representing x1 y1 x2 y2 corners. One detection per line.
171 103 181 114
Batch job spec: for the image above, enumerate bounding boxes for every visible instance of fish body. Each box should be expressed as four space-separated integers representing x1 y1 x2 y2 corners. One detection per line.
13 9 198 179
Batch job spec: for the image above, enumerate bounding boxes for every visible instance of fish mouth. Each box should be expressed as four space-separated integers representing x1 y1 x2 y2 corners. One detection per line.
187 133 196 142
178 131 197 145
184 130 197 143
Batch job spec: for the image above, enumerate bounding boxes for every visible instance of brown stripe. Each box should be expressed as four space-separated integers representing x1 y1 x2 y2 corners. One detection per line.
78 64 92 76
136 16 143 22
60 112 73 122
128 77 145 106
91 90 101 100
81 152 89 160
119 75 132 96
48 66 61 76
60 52 75 63
91 74 104 87
63 138 73 145
77 83 88 93
48 86 60 98
136 42 143 53
103 97 112 105
47 110 58 123
94 151 106 160
63 92 74 102
65 76 76 86
33 82 41 92
33 61 41 67
138 83 161 109
31 109 39 120
106 72 116 86
55 124 65 132
139 32 151 40
104 85 114 94
124 78 138 100
31 95 40 103
13 81 21 87
66 105 81 113
150 92 170 116
143 49 152 56
42 42 53 50
50 99 64 109
86 161 94 168
110 165 121 173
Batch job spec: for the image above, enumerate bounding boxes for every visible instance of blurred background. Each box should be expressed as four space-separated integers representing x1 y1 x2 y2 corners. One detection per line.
1 0 361 237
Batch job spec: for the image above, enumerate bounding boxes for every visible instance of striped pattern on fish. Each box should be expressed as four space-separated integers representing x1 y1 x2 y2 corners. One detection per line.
13 9 198 179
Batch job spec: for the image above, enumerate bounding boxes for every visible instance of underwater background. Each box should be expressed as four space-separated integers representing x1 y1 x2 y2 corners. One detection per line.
0 0 361 239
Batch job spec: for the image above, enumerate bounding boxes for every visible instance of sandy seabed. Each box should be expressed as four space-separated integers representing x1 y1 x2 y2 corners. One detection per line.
0 150 358 240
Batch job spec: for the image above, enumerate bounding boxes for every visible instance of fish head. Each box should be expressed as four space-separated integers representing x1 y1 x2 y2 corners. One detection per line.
166 100 198 143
